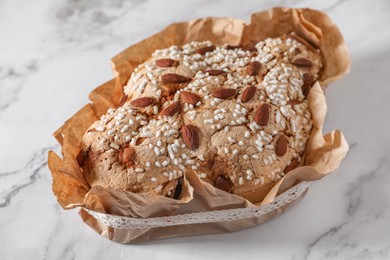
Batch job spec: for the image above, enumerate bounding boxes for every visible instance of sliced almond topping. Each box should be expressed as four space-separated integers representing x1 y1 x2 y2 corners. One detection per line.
211 88 236 99
130 97 156 108
180 91 202 105
181 124 200 150
253 103 270 126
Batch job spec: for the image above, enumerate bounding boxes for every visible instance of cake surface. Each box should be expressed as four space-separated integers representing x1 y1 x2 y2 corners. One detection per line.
80 35 322 200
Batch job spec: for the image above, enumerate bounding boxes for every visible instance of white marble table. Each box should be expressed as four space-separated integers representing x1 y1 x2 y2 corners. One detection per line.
1 0 390 259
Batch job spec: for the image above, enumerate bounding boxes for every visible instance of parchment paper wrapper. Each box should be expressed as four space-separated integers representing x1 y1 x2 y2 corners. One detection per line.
48 7 350 243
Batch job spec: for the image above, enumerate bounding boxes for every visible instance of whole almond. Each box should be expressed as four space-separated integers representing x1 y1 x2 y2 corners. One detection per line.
288 99 302 106
156 58 178 67
197 45 216 55
283 158 299 173
241 86 256 103
226 45 241 50
246 46 258 52
303 73 314 87
120 147 136 167
214 176 232 193
118 94 128 107
254 103 270 126
302 73 314 97
180 91 202 105
161 73 192 84
247 61 261 76
130 97 155 108
205 69 226 76
292 57 313 67
136 137 145 145
181 124 199 150
212 88 236 99
276 135 288 156
160 101 181 117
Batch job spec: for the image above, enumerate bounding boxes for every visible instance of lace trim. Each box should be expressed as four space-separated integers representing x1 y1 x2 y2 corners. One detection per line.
83 182 310 229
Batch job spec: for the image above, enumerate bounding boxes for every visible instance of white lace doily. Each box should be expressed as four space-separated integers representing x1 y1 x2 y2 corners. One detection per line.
83 182 310 229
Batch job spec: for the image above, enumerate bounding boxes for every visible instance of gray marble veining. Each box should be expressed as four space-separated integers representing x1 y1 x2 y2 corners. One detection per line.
1 0 390 259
